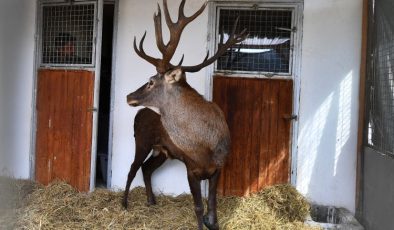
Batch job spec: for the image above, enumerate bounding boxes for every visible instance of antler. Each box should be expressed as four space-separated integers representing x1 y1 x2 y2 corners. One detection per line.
133 0 247 74
181 17 248 73
134 0 206 73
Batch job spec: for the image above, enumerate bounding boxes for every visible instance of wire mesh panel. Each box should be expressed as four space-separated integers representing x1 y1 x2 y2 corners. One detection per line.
40 2 96 67
216 8 293 74
366 0 394 156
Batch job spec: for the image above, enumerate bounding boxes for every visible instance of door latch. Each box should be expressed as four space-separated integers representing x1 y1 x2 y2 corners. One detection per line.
87 107 98 112
282 114 298 121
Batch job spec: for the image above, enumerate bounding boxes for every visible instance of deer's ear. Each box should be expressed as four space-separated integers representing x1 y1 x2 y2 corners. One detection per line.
164 68 182 84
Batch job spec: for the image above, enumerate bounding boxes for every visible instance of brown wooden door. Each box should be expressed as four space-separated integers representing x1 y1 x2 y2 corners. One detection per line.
35 69 95 191
213 76 293 196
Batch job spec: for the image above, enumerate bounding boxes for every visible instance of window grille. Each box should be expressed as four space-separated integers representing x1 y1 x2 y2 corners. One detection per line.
216 8 293 74
40 3 96 67
366 0 394 156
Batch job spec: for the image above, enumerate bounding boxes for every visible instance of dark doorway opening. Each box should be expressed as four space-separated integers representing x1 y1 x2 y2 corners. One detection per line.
96 3 115 188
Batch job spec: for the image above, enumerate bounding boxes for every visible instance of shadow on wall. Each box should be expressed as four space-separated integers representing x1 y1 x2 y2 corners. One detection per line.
0 1 35 177
297 70 357 210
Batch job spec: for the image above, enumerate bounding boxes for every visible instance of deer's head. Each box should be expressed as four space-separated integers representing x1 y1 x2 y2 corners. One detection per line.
127 0 247 108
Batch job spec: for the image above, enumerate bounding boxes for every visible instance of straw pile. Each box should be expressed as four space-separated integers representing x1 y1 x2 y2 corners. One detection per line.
4 179 318 230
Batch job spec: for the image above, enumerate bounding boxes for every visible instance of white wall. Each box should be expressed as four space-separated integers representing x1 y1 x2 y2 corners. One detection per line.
111 0 209 194
296 0 362 212
0 0 36 178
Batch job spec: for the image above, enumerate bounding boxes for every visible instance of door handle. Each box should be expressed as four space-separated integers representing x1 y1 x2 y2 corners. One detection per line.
282 114 297 121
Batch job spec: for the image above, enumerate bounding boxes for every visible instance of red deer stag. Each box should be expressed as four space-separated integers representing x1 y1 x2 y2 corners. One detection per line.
124 0 247 229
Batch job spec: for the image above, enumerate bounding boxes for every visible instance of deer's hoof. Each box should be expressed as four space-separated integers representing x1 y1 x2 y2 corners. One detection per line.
146 198 157 206
203 215 219 230
122 199 128 210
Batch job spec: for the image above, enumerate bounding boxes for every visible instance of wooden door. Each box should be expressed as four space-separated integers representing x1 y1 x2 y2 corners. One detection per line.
35 69 94 191
213 76 293 196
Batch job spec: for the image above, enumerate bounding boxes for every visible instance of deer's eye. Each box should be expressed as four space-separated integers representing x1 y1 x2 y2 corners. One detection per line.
148 80 154 87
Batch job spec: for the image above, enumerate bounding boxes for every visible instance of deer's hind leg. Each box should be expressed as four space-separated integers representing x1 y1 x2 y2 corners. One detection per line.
203 169 221 230
142 153 167 205
122 142 152 209
187 170 204 230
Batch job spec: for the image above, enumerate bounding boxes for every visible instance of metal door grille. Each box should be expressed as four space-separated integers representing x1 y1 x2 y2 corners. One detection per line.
216 8 293 74
366 0 394 156
40 2 96 67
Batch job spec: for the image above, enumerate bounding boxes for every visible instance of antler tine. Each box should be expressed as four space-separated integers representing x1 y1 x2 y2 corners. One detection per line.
219 25 224 45
181 16 248 73
160 0 208 69
154 4 166 54
178 0 207 25
177 54 185 66
229 16 240 39
133 32 161 68
203 51 209 62
162 0 174 28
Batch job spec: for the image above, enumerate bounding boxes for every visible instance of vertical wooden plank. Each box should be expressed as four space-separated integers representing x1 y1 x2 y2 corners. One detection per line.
267 81 280 186
71 70 94 191
258 79 272 190
77 72 87 190
52 71 69 182
70 72 81 189
224 77 237 196
230 78 245 196
276 80 293 183
63 72 75 184
36 70 50 185
213 76 227 195
249 79 263 193
48 70 63 183
84 71 94 190
241 78 254 196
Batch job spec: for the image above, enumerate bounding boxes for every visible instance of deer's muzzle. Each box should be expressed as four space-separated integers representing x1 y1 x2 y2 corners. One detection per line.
127 94 139 106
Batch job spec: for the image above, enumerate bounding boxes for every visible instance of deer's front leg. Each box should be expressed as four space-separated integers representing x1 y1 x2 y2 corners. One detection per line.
187 171 204 230
203 169 221 230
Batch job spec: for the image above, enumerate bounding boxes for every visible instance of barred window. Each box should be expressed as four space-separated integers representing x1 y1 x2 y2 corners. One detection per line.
216 9 293 74
366 0 394 156
41 3 95 66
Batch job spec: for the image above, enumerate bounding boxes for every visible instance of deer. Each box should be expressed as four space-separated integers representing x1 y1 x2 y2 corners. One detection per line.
123 0 247 229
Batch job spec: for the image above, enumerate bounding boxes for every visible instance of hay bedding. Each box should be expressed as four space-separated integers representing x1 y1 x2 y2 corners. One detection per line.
0 177 319 230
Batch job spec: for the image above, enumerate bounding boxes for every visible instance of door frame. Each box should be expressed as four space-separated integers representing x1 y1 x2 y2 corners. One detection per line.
104 0 119 188
30 0 119 191
205 0 304 186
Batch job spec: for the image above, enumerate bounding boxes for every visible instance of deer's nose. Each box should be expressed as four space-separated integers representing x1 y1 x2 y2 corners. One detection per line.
127 94 139 106
127 99 139 106
129 100 139 106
